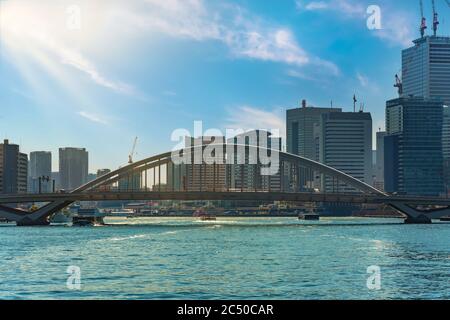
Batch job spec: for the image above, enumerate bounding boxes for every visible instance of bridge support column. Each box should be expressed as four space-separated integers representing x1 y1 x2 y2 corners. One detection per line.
388 202 433 224
16 216 50 227
404 215 432 224
0 200 71 226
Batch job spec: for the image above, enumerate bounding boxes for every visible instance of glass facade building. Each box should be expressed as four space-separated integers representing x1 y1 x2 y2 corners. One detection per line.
402 36 450 106
384 97 444 196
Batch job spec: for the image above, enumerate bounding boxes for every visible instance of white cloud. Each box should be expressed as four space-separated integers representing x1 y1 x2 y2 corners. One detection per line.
297 1 329 11
60 48 133 94
298 0 365 17
226 106 286 139
356 72 369 87
77 111 108 125
129 0 338 74
372 13 415 47
163 90 177 96
298 0 415 47
1 0 340 103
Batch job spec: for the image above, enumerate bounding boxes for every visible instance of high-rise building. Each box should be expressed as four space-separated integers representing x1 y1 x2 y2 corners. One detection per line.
443 107 450 193
28 151 52 193
374 131 387 191
95 169 111 192
0 139 28 194
402 36 450 106
227 130 282 192
384 97 444 196
287 101 342 190
286 102 342 158
315 112 373 193
182 136 227 191
59 147 89 191
118 172 141 191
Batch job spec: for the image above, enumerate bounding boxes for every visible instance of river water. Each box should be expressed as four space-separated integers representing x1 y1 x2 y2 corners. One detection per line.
0 217 449 300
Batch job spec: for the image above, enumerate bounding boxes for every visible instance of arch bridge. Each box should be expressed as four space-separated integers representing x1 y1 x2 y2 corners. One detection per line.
0 144 448 225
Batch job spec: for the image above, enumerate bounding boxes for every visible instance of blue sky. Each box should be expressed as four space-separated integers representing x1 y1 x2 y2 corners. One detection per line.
1 0 450 172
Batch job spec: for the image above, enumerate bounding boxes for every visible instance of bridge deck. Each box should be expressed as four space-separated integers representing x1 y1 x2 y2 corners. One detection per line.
1 192 450 206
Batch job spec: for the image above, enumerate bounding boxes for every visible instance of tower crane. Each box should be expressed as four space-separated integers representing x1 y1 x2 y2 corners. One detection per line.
432 0 439 36
128 136 138 164
420 0 427 37
394 74 403 96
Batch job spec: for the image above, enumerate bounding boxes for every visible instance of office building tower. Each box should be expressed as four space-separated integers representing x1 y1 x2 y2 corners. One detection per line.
227 130 282 192
118 172 141 191
402 36 450 106
443 107 450 193
287 101 342 190
59 147 89 191
315 112 373 193
287 101 342 158
384 97 444 196
0 139 28 194
375 131 387 191
51 172 60 191
181 136 227 192
28 151 52 193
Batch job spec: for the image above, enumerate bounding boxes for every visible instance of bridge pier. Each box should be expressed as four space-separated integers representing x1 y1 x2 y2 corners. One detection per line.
404 215 432 224
0 200 71 227
16 216 50 227
387 202 446 224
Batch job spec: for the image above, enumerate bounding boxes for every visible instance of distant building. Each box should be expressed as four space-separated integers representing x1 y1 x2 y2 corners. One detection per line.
374 132 387 191
59 147 89 191
287 101 342 158
402 36 450 106
51 172 60 190
97 169 111 177
182 136 227 192
384 97 444 196
118 172 141 191
315 112 373 193
286 101 342 190
0 139 28 194
28 151 52 193
227 130 282 192
443 107 450 193
87 173 97 182
94 169 111 192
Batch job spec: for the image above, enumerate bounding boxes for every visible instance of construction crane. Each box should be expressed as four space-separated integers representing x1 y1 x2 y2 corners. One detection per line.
353 94 357 113
420 0 427 37
432 0 439 36
128 136 138 164
394 74 403 96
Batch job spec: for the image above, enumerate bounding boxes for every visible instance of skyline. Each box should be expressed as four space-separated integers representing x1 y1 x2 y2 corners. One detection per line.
2 0 450 172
